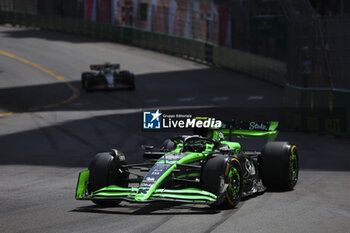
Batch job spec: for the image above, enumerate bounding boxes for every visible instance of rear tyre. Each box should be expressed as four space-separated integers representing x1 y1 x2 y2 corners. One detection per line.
201 155 243 209
88 151 129 207
261 142 299 191
120 70 135 90
81 72 93 92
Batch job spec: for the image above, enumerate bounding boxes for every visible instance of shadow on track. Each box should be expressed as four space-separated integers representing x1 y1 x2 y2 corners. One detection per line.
71 202 222 216
0 67 280 113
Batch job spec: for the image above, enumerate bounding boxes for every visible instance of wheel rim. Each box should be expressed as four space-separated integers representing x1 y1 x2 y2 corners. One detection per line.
228 166 241 199
289 146 298 183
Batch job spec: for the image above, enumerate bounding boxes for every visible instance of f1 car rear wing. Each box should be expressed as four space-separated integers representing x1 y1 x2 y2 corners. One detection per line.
90 63 120 71
194 119 279 142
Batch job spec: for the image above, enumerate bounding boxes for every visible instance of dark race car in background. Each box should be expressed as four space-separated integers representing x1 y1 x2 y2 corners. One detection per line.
75 120 299 209
81 63 135 92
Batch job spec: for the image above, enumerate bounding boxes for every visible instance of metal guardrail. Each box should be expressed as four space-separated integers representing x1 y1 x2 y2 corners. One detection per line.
285 84 350 137
213 46 286 86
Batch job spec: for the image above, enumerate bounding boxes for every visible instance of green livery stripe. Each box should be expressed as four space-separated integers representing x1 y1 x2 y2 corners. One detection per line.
176 173 200 179
237 130 278 136
92 196 130 200
93 192 132 196
149 198 209 203
93 193 215 202
221 129 279 142
174 152 206 165
93 185 136 194
153 188 217 198
90 186 217 202
223 129 278 137
151 193 216 202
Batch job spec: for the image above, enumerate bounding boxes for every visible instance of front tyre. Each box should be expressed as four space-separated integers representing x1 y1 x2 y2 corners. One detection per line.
201 156 243 209
88 151 129 207
261 142 299 191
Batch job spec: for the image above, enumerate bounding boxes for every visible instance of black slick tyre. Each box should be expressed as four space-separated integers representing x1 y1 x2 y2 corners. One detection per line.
201 155 243 209
88 152 129 207
120 70 135 90
81 72 92 92
261 142 299 191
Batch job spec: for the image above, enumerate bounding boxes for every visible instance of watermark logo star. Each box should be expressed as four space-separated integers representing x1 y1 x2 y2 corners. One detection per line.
151 109 162 122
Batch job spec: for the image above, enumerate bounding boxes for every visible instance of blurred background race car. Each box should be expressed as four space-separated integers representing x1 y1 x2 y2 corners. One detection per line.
81 63 135 92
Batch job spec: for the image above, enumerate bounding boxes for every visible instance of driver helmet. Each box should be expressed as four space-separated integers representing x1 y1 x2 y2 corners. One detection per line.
104 62 112 73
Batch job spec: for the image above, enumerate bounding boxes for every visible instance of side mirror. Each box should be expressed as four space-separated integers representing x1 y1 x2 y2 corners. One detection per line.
219 148 235 154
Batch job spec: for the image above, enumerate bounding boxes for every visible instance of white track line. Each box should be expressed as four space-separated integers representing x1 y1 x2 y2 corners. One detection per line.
177 97 195 102
212 96 229 101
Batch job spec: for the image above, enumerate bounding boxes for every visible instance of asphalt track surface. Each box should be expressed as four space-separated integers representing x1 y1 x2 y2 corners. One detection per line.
0 25 349 233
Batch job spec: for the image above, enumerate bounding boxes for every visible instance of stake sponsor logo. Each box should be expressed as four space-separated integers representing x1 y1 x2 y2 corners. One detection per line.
249 122 268 130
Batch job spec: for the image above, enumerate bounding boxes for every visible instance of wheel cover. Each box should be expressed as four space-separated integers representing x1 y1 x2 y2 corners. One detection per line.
228 167 241 198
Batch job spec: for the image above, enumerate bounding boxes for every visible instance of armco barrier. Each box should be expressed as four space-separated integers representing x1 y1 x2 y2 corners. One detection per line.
1 10 349 137
213 46 286 86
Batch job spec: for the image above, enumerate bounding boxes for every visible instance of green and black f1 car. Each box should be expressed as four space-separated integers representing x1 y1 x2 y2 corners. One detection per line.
75 120 299 208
